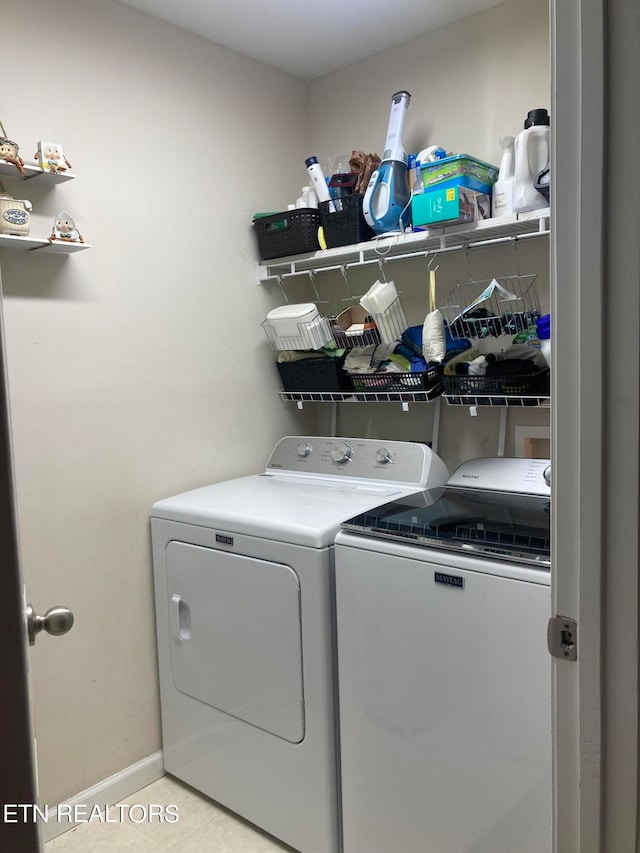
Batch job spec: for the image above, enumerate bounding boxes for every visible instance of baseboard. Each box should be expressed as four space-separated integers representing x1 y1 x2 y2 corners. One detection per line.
40 751 165 843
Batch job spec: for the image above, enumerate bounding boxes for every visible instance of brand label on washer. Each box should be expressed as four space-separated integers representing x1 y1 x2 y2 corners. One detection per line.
216 533 234 546
434 571 464 589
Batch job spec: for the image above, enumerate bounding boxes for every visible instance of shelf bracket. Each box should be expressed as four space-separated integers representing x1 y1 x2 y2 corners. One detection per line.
431 397 442 454
330 402 337 437
497 407 507 457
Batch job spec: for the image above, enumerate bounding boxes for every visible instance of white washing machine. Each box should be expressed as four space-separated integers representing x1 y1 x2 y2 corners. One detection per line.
335 456 552 853
151 436 448 853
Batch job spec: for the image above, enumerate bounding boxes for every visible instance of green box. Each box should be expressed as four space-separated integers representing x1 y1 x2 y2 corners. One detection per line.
411 186 491 227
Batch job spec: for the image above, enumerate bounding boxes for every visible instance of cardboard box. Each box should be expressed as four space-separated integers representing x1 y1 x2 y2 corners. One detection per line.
411 186 491 227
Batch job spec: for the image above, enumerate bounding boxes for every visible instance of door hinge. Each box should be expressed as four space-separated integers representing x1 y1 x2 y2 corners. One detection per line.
547 615 577 661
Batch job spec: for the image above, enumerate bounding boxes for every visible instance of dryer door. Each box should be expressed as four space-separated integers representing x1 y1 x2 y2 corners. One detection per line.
166 542 304 743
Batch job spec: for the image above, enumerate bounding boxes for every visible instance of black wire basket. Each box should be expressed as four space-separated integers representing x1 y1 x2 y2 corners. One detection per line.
348 365 442 394
443 367 550 403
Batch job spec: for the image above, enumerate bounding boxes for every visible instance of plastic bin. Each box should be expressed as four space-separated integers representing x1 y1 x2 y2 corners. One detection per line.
420 154 498 195
348 365 442 394
253 208 321 260
442 367 550 403
276 355 349 392
319 194 374 248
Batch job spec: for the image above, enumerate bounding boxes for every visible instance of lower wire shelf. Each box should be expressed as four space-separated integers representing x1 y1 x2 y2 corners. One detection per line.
443 394 551 407
279 385 444 404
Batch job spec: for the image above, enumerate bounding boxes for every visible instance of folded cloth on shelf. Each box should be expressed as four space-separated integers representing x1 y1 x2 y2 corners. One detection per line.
344 344 396 374
277 343 345 363
277 350 324 363
402 324 471 362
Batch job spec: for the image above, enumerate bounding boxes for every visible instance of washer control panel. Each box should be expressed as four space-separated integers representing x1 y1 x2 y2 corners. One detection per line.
447 457 551 496
266 436 446 487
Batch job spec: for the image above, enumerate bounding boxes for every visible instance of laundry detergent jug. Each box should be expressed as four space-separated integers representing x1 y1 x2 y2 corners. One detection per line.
514 108 550 214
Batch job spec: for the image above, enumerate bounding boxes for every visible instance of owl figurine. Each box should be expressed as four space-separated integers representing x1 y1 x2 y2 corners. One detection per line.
50 210 84 243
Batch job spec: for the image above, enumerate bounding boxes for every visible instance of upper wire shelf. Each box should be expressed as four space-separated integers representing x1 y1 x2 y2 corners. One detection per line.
256 208 550 285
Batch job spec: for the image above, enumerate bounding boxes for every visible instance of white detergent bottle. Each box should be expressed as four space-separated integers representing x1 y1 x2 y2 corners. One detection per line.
492 136 515 217
514 108 550 213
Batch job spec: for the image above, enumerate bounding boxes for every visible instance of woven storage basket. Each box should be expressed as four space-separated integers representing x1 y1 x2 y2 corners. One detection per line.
276 356 349 392
253 208 321 260
319 194 374 249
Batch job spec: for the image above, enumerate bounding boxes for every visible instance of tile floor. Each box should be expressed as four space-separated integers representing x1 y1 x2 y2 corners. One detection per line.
44 775 295 852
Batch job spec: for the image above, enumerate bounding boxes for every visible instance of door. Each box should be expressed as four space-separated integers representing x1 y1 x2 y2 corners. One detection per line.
0 273 40 851
165 542 305 743
0 274 74 852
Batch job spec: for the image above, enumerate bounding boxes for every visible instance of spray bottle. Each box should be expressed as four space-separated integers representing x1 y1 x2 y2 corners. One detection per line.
514 109 550 213
363 91 412 235
492 136 515 217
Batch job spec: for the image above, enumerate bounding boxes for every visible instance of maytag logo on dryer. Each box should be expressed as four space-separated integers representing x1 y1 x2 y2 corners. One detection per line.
461 473 480 479
434 572 464 589
216 533 234 546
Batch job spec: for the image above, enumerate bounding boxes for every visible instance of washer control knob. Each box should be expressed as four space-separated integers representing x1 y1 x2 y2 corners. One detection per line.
375 447 392 464
543 465 551 486
296 442 312 458
331 441 352 464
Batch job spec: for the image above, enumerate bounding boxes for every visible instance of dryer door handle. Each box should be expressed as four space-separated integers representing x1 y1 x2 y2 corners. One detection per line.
170 594 191 641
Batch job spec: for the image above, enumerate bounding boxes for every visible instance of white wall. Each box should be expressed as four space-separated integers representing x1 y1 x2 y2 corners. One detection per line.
0 0 550 811
1 0 312 807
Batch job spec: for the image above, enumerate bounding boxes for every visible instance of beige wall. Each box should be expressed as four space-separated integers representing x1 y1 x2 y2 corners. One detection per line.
0 0 550 810
1 0 313 807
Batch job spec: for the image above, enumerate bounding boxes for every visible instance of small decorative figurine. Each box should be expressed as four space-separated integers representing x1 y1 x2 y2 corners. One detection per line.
34 141 72 174
50 210 84 243
0 137 26 176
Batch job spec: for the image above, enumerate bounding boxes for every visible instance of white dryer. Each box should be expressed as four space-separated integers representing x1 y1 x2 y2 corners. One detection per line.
335 456 552 853
151 436 448 853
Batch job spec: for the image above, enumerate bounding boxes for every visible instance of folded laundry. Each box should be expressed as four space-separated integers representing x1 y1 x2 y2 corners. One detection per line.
344 344 397 374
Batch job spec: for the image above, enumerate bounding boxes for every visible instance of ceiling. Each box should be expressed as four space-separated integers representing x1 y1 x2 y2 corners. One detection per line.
116 0 506 80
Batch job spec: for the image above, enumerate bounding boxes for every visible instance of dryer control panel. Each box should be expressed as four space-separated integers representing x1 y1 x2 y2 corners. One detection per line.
265 436 448 489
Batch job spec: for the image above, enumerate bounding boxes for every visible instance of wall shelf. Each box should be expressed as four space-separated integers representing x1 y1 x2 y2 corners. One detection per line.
443 394 551 408
0 234 91 253
0 160 76 184
279 386 443 407
256 208 550 284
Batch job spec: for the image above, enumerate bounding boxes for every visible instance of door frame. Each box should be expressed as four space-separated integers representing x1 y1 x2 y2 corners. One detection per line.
552 0 640 849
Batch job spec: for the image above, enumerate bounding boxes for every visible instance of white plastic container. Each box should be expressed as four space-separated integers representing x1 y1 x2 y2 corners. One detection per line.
263 303 332 351
514 109 550 214
492 136 515 217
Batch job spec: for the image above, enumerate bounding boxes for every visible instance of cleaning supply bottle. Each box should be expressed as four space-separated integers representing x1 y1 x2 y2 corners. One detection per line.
492 136 515 217
514 109 550 213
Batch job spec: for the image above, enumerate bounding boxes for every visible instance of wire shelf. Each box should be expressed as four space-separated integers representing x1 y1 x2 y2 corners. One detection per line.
279 384 444 404
443 393 550 407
